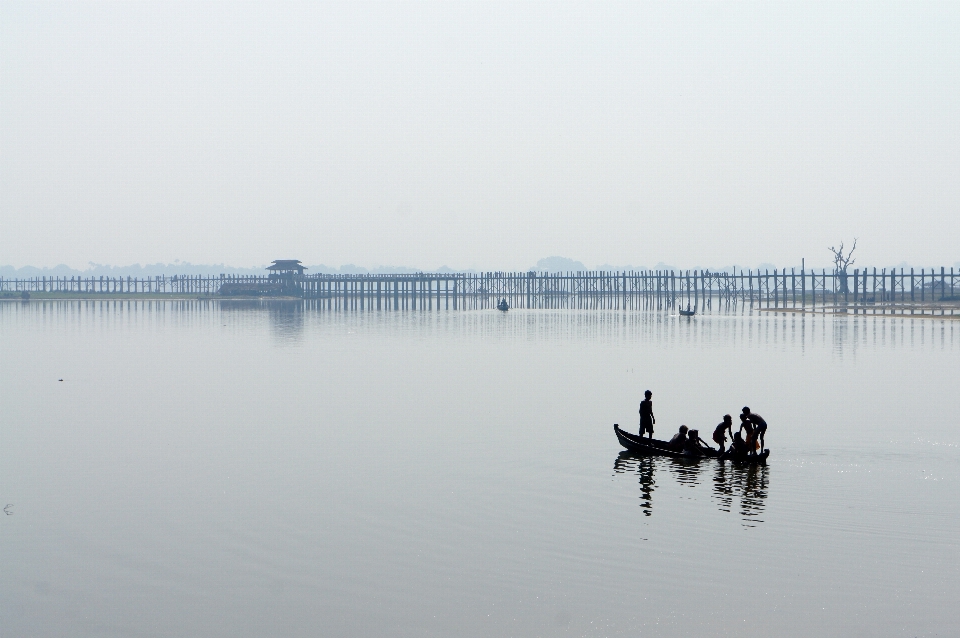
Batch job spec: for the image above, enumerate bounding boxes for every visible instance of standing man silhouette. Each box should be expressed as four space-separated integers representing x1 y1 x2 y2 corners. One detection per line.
639 390 655 439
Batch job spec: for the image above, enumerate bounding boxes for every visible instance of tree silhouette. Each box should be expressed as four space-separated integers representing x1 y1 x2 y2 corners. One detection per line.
828 238 858 293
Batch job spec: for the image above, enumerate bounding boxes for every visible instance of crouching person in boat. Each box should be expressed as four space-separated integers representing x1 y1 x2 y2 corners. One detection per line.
683 429 712 456
668 425 688 451
713 415 733 453
729 431 749 456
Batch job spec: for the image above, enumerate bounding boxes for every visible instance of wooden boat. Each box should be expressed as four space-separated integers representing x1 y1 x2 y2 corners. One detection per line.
719 447 769 463
613 424 769 463
614 423 705 458
497 299 509 312
678 304 696 316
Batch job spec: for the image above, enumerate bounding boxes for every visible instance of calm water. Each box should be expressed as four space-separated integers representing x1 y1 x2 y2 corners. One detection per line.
2 300 958 637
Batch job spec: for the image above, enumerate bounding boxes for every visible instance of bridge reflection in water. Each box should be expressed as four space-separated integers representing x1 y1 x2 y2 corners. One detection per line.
614 451 769 525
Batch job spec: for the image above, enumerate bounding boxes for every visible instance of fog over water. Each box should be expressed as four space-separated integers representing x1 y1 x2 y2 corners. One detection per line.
3 3 959 636
2 300 958 637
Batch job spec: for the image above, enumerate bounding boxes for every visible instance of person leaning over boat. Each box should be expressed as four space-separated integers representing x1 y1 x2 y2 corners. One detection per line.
713 415 734 453
683 429 711 455
639 390 655 439
742 407 768 452
668 425 688 451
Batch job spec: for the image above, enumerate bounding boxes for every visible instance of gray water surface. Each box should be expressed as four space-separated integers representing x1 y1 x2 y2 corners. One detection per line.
1 300 958 637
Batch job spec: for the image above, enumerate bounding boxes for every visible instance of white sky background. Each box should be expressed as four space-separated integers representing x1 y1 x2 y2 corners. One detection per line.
2 2 959 271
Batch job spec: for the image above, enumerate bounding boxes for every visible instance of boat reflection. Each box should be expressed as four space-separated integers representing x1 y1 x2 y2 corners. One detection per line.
614 451 769 524
712 459 769 526
665 456 704 487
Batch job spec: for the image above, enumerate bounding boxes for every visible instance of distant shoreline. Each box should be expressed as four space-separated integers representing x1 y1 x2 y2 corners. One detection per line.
0 292 303 301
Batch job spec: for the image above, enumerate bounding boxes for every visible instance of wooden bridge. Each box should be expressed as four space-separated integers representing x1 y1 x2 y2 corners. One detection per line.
2 268 957 315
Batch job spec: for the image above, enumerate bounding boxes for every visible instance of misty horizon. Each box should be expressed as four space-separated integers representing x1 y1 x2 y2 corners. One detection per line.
3 2 960 270
3 255 959 280
4 4 960 636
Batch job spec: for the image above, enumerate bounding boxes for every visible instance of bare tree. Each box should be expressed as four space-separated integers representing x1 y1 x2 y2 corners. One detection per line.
828 238 858 293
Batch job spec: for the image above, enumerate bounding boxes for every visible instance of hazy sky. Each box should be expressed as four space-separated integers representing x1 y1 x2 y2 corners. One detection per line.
2 1 958 270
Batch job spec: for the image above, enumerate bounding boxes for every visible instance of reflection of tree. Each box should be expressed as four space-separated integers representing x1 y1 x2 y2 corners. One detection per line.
712 462 769 525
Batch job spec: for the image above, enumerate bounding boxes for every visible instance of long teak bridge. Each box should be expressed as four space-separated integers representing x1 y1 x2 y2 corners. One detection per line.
2 268 957 315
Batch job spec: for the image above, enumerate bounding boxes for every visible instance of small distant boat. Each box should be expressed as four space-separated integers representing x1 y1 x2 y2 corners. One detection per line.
679 304 696 316
497 298 509 312
613 424 768 463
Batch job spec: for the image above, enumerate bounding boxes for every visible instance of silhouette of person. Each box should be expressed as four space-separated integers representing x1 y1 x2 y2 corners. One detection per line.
668 425 689 451
684 429 711 455
639 390 655 438
742 407 768 452
713 415 734 453
739 414 757 454
731 431 748 455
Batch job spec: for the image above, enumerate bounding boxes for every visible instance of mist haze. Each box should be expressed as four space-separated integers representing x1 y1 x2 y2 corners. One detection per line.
4 6 960 634
2 2 959 270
